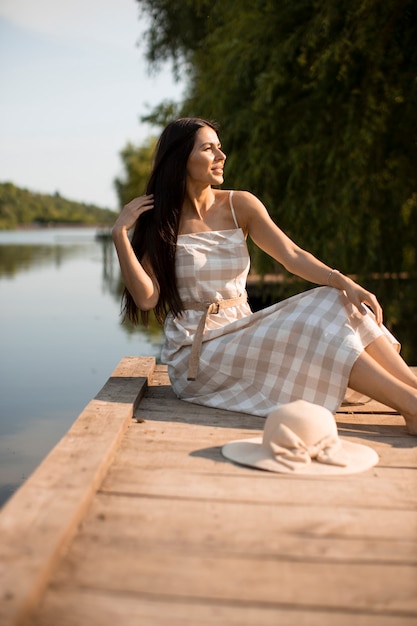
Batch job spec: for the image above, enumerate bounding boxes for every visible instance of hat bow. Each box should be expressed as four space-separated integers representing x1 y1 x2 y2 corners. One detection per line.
268 423 347 470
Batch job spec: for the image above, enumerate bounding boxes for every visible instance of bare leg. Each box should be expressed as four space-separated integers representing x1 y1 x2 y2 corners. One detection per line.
348 351 417 435
365 335 417 389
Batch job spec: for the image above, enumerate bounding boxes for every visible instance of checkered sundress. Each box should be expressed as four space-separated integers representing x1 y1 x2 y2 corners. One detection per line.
161 192 399 416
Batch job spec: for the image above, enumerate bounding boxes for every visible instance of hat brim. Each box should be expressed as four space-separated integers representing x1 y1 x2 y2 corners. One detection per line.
222 436 379 476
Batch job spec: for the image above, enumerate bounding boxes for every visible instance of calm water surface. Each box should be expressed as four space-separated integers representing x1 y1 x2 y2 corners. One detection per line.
0 228 163 506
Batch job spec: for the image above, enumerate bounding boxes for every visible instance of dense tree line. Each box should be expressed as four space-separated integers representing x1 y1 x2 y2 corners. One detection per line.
0 182 117 229
120 0 417 277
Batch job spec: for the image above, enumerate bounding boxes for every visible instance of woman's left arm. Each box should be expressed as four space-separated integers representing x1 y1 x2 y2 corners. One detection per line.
235 191 383 325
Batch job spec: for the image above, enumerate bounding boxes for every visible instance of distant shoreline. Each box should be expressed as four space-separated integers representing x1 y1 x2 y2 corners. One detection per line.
3 222 114 231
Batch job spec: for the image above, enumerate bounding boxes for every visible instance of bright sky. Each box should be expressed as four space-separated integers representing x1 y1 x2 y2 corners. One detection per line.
0 0 184 209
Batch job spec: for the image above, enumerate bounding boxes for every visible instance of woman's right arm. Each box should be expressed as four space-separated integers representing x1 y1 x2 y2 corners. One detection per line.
111 195 159 311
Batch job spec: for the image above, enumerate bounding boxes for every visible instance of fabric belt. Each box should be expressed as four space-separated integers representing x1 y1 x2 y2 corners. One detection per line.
182 292 247 381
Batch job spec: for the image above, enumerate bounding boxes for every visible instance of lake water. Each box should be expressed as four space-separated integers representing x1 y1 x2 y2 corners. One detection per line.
1 229 416 507
0 228 163 506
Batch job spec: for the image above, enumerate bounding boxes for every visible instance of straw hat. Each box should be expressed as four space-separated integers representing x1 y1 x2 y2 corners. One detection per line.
222 399 378 475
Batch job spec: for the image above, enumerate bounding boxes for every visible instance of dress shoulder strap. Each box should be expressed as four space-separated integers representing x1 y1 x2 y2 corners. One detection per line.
229 190 239 229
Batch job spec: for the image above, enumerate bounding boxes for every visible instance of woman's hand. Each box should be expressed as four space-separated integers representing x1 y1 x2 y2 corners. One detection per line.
111 194 158 310
340 278 383 326
112 194 154 235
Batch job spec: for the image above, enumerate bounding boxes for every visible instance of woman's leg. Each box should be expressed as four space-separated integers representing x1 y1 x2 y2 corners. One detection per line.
365 335 417 389
348 350 417 435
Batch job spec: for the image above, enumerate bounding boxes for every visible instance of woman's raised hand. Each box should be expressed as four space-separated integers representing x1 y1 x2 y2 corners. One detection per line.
343 281 383 326
112 194 154 234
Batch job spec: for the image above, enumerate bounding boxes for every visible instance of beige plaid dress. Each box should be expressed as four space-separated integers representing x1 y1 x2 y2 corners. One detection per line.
161 192 398 416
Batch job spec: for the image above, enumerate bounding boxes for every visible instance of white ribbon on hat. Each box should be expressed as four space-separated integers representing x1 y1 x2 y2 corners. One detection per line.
268 423 347 470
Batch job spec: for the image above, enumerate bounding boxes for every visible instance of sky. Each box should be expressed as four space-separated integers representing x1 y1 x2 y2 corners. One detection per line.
0 0 185 209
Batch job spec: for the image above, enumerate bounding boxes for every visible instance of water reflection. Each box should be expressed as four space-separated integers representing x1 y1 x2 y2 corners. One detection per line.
0 228 163 506
101 236 118 296
0 243 89 277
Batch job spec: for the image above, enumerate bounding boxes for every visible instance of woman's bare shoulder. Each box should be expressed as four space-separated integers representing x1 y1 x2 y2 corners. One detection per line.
213 188 259 200
229 190 268 217
221 190 267 234
229 189 263 206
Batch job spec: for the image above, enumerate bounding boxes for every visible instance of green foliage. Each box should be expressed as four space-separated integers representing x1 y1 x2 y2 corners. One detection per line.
136 0 417 275
114 138 157 207
0 182 117 229
141 100 183 129
137 0 213 74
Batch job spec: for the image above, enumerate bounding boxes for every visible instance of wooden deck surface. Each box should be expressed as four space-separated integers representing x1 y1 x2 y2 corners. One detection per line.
1 357 416 626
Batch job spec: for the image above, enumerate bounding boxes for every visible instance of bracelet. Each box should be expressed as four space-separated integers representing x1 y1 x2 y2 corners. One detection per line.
327 269 340 286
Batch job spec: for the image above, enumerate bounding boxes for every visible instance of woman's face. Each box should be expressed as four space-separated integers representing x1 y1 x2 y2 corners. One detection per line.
186 126 227 186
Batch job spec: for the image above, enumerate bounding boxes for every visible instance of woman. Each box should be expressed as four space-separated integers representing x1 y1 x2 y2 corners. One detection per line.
112 117 417 435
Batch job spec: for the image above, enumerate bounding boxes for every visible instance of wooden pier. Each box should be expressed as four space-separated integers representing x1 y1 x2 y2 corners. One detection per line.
1 357 416 626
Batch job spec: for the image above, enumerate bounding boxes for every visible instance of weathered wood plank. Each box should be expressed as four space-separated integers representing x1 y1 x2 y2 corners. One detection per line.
103 463 417 508
135 391 409 431
153 428 417 463
101 414 417 508
74 493 417 562
114 417 417 465
39 539 417 614
35 588 417 626
0 357 156 626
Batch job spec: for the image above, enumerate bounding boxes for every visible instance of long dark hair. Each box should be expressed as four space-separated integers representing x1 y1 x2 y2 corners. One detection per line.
121 117 219 326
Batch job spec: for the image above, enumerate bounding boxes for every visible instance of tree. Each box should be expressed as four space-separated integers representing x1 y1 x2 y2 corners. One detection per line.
114 138 157 207
0 182 117 228
136 0 417 276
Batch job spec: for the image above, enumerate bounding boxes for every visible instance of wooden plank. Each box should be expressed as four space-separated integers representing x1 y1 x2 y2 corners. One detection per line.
135 391 410 433
34 587 417 626
101 415 417 508
114 416 417 466
132 405 411 444
74 493 417 562
0 357 156 626
38 538 417 615
104 462 417 508
133 431 414 467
